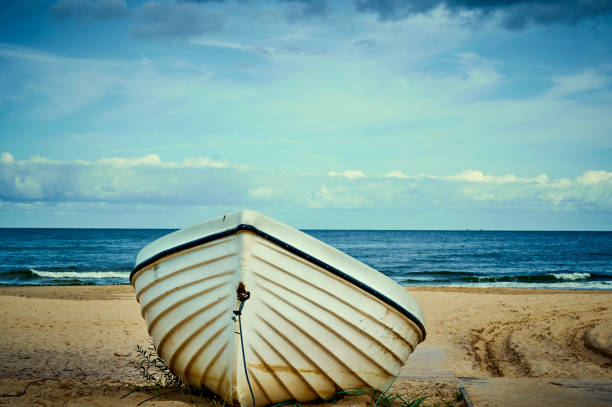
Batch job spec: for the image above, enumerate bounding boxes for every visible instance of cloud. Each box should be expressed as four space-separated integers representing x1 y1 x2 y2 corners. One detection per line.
353 0 612 29
353 38 376 49
50 0 129 21
577 170 612 185
192 39 298 57
249 186 276 199
1 153 610 218
182 0 329 19
548 69 609 98
384 170 550 184
383 168 610 212
0 153 243 205
444 169 549 184
0 152 15 164
0 43 131 119
0 43 221 120
280 0 329 20
132 1 225 39
96 154 228 168
45 0 612 31
307 184 370 209
328 170 366 179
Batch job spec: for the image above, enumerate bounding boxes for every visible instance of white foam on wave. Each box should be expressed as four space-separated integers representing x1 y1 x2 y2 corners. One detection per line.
30 269 130 279
445 280 611 290
550 272 591 281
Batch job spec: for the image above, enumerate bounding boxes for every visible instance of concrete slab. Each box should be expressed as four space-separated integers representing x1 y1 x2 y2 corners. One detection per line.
399 345 458 381
459 377 612 407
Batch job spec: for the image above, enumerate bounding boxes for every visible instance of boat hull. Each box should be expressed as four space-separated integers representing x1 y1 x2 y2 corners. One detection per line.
131 212 425 406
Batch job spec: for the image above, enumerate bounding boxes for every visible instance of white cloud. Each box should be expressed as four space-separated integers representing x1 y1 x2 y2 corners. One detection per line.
0 152 229 169
307 184 369 209
96 154 228 168
577 170 612 185
328 170 366 179
548 70 609 98
456 52 504 89
0 153 610 228
0 152 14 163
385 170 412 179
445 169 549 184
385 169 549 184
180 157 228 168
0 154 610 218
385 171 436 180
13 175 43 200
249 186 275 198
0 153 238 205
447 169 517 183
29 155 62 165
97 154 164 167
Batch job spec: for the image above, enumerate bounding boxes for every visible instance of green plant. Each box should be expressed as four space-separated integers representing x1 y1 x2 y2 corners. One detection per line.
370 382 429 407
454 391 464 402
321 383 429 407
134 342 187 390
128 341 224 406
268 401 303 407
122 341 189 405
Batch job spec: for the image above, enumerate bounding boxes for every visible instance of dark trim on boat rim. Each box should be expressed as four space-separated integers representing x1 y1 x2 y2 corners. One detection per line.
131 224 426 340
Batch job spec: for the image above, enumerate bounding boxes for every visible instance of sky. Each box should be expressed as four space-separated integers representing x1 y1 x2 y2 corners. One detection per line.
0 0 611 230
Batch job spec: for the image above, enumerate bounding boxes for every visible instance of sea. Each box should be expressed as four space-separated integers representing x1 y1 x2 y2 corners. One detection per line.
0 229 610 290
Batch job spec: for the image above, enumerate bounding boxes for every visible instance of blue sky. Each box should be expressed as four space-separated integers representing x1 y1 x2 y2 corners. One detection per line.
0 0 611 229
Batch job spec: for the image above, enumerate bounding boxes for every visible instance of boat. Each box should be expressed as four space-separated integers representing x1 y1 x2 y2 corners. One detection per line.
130 210 426 406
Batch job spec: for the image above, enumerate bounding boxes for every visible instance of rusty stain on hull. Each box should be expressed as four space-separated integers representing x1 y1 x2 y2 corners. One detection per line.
247 363 327 375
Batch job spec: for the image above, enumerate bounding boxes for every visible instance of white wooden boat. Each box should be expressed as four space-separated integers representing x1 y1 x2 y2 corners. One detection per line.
131 210 426 406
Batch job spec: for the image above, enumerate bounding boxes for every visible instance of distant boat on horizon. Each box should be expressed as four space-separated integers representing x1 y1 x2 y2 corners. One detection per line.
130 210 426 406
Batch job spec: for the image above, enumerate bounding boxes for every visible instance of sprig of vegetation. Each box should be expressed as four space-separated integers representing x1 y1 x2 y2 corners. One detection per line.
129 341 224 406
370 382 429 407
134 342 187 390
322 382 430 407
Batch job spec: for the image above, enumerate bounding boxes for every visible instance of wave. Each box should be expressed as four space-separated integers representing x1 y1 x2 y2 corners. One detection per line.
30 269 130 279
442 280 612 290
463 273 592 283
400 271 611 284
550 272 591 281
0 269 130 285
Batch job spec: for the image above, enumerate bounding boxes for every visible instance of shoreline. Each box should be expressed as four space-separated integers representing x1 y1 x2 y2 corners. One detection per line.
1 283 611 298
0 285 610 406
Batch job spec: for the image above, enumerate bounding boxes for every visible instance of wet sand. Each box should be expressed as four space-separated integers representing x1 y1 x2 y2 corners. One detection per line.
0 285 610 406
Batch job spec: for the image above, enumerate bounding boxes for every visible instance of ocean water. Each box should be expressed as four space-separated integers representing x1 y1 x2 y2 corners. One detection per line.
0 228 610 289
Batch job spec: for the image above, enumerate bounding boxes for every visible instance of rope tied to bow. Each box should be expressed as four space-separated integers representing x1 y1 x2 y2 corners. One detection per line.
233 282 255 407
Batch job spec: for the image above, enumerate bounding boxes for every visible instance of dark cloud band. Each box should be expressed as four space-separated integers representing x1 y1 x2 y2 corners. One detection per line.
354 0 612 29
48 0 612 33
50 0 130 21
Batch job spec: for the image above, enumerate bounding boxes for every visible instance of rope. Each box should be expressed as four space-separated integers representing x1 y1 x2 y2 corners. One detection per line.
234 282 255 406
238 312 256 407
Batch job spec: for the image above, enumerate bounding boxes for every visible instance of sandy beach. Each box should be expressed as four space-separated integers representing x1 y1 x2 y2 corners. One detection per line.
0 285 610 406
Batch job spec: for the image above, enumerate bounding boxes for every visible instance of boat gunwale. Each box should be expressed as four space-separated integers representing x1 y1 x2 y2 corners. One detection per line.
130 224 426 340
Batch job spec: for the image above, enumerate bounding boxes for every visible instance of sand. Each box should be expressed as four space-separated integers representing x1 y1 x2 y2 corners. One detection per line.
0 285 610 406
408 287 612 379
